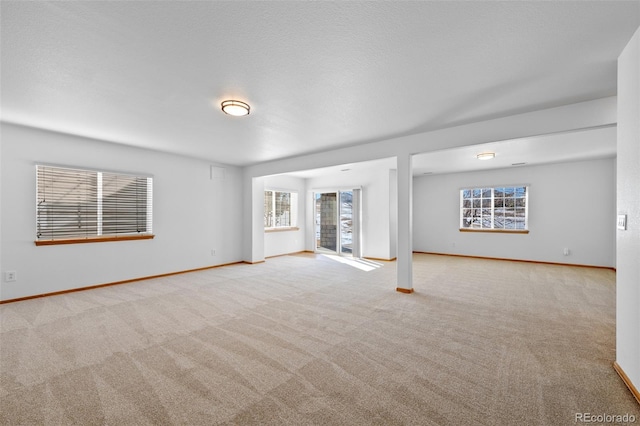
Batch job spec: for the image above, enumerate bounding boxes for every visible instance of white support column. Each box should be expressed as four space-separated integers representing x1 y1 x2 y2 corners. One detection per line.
396 153 413 293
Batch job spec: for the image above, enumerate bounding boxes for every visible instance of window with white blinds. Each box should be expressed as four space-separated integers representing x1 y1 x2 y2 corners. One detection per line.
36 165 153 243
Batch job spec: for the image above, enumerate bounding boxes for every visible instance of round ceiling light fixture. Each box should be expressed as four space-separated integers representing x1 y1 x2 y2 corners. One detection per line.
476 152 495 160
221 100 250 116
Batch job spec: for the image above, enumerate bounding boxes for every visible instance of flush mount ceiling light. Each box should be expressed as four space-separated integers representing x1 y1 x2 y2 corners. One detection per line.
476 152 495 160
221 100 250 116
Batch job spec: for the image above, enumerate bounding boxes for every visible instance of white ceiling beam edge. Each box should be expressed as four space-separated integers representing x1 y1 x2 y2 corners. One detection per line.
245 96 617 179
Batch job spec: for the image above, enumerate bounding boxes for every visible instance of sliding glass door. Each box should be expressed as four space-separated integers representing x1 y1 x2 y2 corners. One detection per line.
314 189 360 256
315 192 337 252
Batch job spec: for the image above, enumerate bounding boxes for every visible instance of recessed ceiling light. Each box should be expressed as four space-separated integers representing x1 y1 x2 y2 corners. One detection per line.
221 100 250 116
476 152 495 160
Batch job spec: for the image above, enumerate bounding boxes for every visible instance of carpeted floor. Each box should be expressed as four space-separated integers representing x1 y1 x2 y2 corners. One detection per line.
1 253 638 425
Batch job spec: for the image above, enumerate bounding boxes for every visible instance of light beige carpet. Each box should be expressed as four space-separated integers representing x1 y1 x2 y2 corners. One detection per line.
1 253 638 425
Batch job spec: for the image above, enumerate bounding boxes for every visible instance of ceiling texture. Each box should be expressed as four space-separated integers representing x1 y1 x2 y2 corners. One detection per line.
1 1 639 170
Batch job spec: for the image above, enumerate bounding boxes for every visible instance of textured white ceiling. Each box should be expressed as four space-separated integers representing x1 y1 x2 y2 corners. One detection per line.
1 1 639 166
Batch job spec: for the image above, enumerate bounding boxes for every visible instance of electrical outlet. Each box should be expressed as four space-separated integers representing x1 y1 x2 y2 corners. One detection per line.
563 248 570 256
211 249 216 256
5 271 17 282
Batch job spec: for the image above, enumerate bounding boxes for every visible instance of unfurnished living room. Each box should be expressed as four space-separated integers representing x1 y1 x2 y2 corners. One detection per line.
1 1 639 425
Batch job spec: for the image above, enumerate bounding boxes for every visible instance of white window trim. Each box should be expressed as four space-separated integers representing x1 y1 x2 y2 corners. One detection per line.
264 189 298 231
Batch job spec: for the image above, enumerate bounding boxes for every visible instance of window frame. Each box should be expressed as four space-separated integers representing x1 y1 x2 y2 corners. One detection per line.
35 164 154 245
264 189 299 232
459 185 529 233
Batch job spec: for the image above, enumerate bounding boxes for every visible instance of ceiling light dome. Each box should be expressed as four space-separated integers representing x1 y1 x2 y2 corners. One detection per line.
476 152 495 160
221 100 250 116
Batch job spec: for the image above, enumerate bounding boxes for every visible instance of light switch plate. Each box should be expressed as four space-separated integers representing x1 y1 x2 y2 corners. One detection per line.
617 214 627 230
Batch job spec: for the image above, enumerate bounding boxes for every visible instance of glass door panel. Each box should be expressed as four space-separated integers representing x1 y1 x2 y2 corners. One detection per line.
315 192 338 252
340 191 353 255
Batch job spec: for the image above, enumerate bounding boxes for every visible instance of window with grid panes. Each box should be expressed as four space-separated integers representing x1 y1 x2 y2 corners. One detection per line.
460 186 528 231
264 190 298 229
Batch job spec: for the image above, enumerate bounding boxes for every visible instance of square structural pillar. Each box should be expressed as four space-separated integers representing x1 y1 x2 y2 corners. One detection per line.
396 153 413 293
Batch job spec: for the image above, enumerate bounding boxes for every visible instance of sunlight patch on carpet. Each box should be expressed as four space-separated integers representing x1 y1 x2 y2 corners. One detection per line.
321 255 382 272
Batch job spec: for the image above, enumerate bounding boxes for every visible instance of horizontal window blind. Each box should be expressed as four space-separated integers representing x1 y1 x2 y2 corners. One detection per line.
36 165 153 241
101 172 151 235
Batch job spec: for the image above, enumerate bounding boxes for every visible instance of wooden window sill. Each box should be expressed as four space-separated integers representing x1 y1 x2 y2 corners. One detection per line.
35 234 155 246
265 227 300 233
459 229 529 234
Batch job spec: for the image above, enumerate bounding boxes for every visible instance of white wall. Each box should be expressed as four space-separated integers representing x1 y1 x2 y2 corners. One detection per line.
414 158 616 267
306 166 396 260
263 174 306 258
0 125 3 299
616 26 640 395
389 169 398 259
0 123 243 301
